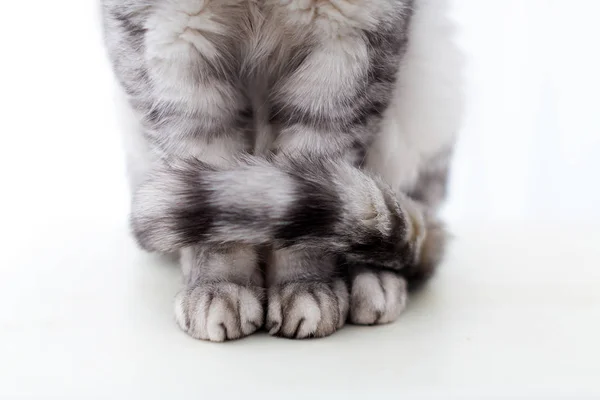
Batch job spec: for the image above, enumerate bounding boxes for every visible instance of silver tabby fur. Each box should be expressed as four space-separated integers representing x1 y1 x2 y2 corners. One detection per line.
101 0 464 341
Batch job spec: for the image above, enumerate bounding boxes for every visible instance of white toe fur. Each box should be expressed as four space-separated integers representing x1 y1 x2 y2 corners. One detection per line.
267 280 349 339
175 282 263 342
350 271 407 325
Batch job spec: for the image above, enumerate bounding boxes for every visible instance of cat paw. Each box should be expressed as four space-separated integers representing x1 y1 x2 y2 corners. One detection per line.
266 280 349 339
349 270 407 325
174 282 264 342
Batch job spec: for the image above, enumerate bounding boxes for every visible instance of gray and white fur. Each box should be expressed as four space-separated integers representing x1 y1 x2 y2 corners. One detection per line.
101 0 464 341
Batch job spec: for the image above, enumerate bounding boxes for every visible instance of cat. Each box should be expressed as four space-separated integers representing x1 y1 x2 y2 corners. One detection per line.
101 0 464 341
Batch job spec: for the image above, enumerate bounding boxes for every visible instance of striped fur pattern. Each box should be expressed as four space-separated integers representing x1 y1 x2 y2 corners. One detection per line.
132 155 424 271
101 0 464 341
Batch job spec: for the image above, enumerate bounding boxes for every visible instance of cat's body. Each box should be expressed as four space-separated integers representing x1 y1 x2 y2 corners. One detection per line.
102 0 464 341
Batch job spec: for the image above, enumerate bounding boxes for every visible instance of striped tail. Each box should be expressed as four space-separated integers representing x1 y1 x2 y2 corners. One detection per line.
131 156 424 271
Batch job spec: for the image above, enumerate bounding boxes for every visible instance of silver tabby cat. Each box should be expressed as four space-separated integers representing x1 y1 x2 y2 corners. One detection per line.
101 0 464 341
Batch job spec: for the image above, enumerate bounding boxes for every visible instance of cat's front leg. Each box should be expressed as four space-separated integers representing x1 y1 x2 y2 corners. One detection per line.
175 245 264 342
348 203 448 325
349 147 453 325
105 1 267 341
264 4 413 335
265 248 349 339
345 192 420 326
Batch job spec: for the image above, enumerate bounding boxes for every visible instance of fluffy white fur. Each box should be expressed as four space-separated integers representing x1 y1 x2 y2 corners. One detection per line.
366 0 465 191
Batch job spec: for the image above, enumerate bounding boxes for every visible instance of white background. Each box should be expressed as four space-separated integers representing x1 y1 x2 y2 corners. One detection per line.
447 0 600 224
0 1 599 399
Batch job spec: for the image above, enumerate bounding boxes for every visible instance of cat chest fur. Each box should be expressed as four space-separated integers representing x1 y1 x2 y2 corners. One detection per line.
141 0 408 157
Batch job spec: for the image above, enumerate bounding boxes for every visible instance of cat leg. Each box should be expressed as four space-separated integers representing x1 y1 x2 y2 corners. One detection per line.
174 244 264 342
349 205 447 325
262 3 412 335
349 154 451 325
157 138 267 342
265 247 349 339
350 0 464 325
103 2 267 340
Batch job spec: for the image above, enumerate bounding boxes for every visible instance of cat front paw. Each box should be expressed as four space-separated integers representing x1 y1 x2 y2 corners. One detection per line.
175 282 264 342
349 270 407 325
266 280 349 339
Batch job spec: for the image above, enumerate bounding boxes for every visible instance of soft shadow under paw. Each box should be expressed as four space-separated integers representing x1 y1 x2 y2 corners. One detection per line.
266 280 349 339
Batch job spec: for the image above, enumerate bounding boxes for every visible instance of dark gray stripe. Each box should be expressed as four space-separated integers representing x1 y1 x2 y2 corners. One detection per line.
275 162 342 245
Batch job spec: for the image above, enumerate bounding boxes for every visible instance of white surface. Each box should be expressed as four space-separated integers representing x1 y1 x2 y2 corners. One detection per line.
2 222 600 398
1 0 600 399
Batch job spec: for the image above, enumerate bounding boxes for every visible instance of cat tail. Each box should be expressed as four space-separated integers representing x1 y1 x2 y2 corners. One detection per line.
130 155 424 271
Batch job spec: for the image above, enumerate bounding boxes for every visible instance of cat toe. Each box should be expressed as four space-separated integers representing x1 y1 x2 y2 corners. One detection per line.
349 270 407 325
267 280 348 339
175 282 264 342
